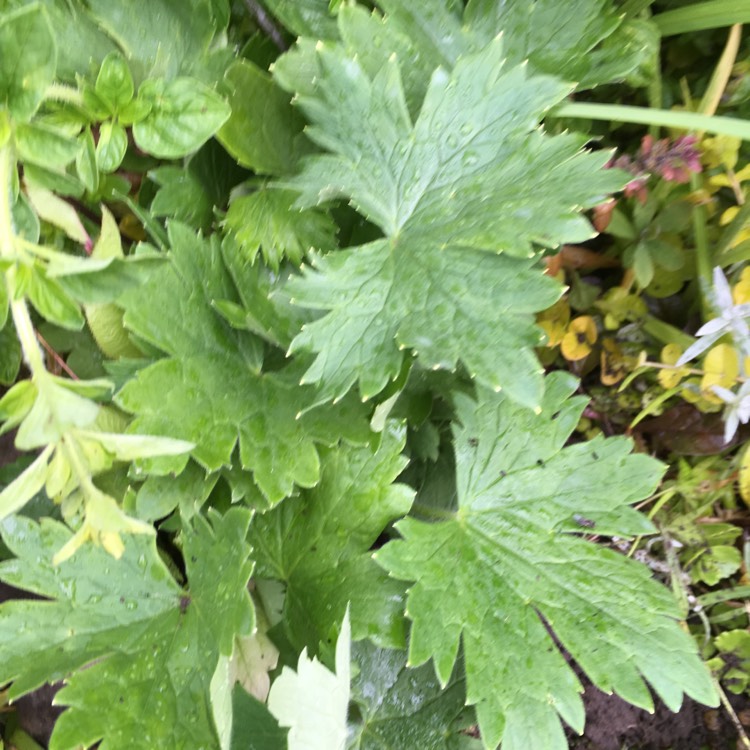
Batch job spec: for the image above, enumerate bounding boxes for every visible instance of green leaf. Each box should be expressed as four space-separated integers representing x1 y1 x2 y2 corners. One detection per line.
267 607 351 750
135 460 219 521
230 687 287 750
149 165 215 229
260 0 338 39
224 188 337 269
0 508 254 749
133 77 231 159
24 179 90 247
27 268 85 330
275 36 621 408
82 0 230 85
349 640 468 749
14 123 78 172
75 127 99 194
0 318 21 385
218 60 310 174
249 424 413 650
0 445 53 520
117 223 370 503
375 372 718 750
96 120 128 173
0 4 56 121
464 0 640 88
95 52 135 110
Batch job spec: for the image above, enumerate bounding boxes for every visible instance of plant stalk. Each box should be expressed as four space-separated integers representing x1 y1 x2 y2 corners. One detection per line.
0 144 46 377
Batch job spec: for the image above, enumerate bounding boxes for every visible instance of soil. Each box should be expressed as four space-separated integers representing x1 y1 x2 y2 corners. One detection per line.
568 679 750 750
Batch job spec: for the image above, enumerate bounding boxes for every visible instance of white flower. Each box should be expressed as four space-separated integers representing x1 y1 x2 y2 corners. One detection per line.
677 267 750 366
711 380 750 443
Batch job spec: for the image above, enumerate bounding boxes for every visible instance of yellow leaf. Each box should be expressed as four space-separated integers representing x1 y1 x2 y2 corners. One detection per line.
658 343 688 389
561 316 597 361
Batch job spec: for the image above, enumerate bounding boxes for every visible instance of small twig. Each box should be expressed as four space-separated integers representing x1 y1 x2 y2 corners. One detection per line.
36 330 79 380
244 0 288 52
714 676 750 750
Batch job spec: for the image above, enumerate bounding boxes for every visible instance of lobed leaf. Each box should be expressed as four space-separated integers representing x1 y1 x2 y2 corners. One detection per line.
275 34 622 408
376 372 718 750
248 424 414 649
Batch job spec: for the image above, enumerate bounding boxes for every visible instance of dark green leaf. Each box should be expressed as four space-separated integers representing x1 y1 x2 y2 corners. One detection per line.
230 686 287 750
0 320 21 385
248 425 413 650
218 60 311 174
349 640 468 750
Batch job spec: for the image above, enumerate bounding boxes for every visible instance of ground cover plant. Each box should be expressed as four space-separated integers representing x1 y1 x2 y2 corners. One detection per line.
1 1 750 749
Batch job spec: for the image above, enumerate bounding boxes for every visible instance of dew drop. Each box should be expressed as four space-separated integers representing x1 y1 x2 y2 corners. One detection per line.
460 123 473 136
446 134 458 149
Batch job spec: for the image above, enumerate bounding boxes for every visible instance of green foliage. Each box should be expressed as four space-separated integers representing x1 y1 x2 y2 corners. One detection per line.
0 1 734 749
275 32 621 408
0 509 253 749
376 373 715 749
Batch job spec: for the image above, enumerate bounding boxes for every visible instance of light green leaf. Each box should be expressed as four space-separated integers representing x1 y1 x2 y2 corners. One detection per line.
96 121 128 173
275 35 621 408
95 52 135 110
133 77 230 159
267 608 351 750
26 268 85 330
0 445 53 520
349 640 468 750
211 655 234 750
249 424 413 650
0 4 56 121
16 377 98 449
218 60 310 174
76 127 99 194
224 188 336 269
15 123 79 172
0 380 37 434
375 372 718 750
117 223 370 503
0 509 254 749
24 180 90 247
75 430 194 462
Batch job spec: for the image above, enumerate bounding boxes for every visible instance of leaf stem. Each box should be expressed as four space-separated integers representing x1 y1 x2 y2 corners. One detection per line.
556 102 750 141
0 144 45 376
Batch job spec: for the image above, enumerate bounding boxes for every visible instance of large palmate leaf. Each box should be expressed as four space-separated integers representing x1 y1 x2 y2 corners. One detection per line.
117 224 370 505
249 424 413 650
376 372 718 750
274 34 622 408
0 508 254 750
